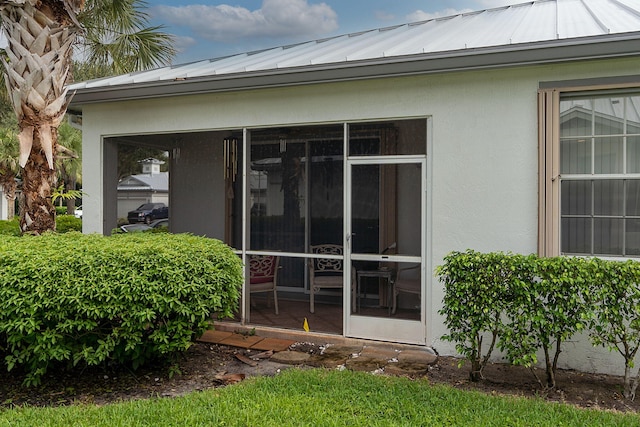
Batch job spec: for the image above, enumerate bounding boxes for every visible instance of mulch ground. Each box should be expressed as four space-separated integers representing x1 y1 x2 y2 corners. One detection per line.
0 342 638 413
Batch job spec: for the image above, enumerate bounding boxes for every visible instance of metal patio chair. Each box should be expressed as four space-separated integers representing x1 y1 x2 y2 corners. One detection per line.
249 255 280 315
308 244 356 313
392 264 420 315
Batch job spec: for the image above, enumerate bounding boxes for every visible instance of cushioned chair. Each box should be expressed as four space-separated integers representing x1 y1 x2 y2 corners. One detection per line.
249 255 280 315
392 265 420 315
308 244 356 313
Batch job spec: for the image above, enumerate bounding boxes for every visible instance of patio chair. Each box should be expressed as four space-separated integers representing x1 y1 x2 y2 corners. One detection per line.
249 255 280 315
308 244 356 313
392 265 420 315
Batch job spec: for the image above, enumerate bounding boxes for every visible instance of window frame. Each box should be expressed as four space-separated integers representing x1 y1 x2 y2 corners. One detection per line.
539 79 640 258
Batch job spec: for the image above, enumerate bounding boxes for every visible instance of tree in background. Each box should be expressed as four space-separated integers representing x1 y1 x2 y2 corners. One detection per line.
117 144 168 181
56 119 81 214
0 0 175 234
0 126 19 219
0 66 18 219
77 0 175 77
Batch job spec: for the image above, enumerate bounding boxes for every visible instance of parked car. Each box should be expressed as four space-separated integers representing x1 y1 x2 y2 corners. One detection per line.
120 218 169 233
127 203 168 224
74 205 82 219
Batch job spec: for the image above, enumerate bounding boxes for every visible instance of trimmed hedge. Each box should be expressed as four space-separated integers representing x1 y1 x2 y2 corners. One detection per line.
0 218 20 236
0 232 242 385
0 216 82 236
54 215 82 233
437 250 640 398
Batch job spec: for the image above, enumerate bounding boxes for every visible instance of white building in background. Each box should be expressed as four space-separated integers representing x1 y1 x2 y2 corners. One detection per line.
116 158 168 220
0 189 9 221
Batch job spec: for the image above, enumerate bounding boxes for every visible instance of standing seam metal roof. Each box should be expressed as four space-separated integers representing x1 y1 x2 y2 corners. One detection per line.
68 0 640 99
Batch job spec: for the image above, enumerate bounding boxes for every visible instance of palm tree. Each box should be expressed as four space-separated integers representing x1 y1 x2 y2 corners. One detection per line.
0 0 175 234
56 119 81 214
78 0 175 77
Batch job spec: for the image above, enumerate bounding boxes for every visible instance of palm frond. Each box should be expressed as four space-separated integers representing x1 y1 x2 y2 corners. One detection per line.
76 0 176 76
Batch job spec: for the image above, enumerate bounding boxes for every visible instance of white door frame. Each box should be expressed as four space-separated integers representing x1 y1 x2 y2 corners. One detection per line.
344 154 427 344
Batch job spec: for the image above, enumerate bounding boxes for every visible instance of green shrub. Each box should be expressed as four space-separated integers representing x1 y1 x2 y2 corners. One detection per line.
0 232 242 386
438 251 640 393
437 252 594 388
588 258 640 399
0 216 81 236
436 250 517 381
55 206 67 215
55 215 82 232
499 256 593 389
0 218 20 236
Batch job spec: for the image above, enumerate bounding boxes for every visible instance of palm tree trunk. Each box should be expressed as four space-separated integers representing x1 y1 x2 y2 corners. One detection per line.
0 0 83 234
65 175 77 215
21 134 57 232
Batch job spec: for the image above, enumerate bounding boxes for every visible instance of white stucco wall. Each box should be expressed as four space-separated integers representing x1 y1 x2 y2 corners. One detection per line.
80 56 640 376
0 190 8 221
0 190 10 221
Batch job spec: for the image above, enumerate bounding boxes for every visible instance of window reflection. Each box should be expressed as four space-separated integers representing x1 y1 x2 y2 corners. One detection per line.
349 120 426 156
559 94 640 256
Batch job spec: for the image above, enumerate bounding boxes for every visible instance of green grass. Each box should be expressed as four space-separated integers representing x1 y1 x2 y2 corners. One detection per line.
0 369 637 426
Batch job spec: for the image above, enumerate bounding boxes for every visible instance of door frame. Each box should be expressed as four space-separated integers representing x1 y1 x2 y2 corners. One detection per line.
344 154 427 344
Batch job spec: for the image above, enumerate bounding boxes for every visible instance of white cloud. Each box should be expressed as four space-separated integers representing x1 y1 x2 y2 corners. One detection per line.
374 10 396 22
407 8 474 23
173 35 197 54
153 0 338 42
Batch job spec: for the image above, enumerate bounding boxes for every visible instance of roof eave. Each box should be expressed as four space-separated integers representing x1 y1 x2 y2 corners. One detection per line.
68 33 640 108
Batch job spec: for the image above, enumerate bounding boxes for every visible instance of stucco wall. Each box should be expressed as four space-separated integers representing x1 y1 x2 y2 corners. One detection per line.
80 56 640 375
0 190 8 221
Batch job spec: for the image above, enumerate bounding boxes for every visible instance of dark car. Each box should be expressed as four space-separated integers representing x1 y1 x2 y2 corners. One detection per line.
127 203 168 224
120 218 169 233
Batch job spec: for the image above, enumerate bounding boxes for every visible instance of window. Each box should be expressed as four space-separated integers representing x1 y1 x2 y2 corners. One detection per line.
541 92 640 257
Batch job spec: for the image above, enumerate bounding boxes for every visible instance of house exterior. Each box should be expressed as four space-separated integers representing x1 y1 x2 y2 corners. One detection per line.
68 0 640 376
0 189 9 221
117 158 169 220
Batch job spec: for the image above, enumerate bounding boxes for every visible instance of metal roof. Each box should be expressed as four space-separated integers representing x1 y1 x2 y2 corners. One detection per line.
118 173 168 192
69 0 640 105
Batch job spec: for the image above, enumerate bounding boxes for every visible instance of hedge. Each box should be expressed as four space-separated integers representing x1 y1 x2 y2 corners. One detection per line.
0 232 242 386
0 216 82 236
437 250 640 398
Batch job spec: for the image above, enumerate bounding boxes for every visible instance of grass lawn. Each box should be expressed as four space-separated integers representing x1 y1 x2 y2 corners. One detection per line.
0 369 638 426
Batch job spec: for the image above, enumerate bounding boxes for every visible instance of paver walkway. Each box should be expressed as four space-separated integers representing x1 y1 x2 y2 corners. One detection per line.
199 329 296 351
198 329 438 376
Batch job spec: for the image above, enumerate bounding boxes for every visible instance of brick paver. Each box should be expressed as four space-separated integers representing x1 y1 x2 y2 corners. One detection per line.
197 330 234 344
219 334 264 348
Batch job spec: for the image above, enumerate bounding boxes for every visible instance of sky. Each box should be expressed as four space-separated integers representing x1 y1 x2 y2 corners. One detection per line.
145 0 518 65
